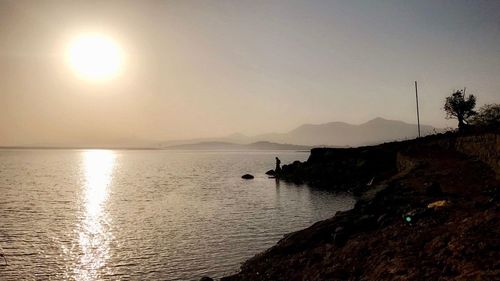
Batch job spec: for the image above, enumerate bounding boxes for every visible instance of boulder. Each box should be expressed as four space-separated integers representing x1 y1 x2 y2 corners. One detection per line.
242 174 254 179
265 169 276 176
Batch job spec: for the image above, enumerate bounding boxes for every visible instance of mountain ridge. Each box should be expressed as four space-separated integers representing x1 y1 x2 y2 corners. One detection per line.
163 141 312 151
160 118 438 148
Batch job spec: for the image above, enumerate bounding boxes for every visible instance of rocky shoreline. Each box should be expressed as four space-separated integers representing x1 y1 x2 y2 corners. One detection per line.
212 129 500 281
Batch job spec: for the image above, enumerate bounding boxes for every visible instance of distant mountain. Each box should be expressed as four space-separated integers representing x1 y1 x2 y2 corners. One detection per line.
158 134 250 147
163 141 311 151
253 118 437 146
159 118 439 148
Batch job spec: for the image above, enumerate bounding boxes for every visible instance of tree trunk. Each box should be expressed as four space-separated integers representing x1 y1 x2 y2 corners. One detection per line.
458 117 465 132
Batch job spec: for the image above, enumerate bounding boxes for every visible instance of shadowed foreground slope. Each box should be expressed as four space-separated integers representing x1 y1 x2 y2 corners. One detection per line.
221 130 500 281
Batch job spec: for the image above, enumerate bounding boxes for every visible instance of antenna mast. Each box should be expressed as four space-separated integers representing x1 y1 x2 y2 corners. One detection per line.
415 81 421 138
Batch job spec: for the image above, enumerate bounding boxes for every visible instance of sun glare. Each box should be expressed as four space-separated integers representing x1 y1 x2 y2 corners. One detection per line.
67 34 124 81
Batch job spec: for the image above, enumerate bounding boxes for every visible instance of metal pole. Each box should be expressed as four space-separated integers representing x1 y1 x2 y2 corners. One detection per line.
415 81 421 138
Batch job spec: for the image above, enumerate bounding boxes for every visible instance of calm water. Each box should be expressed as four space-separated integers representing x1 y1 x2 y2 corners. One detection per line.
0 149 354 280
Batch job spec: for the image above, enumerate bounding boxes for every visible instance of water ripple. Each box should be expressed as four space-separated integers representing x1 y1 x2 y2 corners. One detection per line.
0 149 354 280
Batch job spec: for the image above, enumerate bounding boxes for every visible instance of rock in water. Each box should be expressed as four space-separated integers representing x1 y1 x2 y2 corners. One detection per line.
265 169 276 176
242 174 254 179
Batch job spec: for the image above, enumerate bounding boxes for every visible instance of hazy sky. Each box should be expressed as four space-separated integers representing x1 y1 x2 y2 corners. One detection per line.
1 0 499 146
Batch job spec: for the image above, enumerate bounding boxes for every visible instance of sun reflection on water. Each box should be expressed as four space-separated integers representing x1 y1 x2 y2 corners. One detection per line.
76 150 116 280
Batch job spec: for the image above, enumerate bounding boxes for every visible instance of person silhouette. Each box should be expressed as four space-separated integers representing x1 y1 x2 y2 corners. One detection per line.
275 157 281 176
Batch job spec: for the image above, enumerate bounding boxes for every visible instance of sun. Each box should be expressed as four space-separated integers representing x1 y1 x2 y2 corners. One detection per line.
67 34 124 81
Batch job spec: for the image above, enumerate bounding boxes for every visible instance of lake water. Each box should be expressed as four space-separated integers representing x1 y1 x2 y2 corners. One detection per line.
0 149 354 280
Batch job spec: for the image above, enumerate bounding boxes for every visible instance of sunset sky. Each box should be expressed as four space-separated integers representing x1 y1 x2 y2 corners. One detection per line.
1 0 499 146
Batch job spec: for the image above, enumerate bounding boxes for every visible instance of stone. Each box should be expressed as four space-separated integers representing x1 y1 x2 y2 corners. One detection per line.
242 174 254 179
427 200 448 209
377 214 388 226
265 169 276 176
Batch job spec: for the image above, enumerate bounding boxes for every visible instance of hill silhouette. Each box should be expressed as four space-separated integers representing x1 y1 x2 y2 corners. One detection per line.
161 118 438 148
163 141 311 151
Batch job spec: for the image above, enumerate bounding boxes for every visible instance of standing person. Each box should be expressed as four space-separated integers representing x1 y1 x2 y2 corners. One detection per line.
275 157 282 176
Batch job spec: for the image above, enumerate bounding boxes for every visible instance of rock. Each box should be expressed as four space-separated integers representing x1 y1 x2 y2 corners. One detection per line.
200 277 214 281
425 182 443 197
427 200 448 209
377 214 388 226
333 226 348 247
353 215 377 232
242 174 254 179
265 169 276 176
